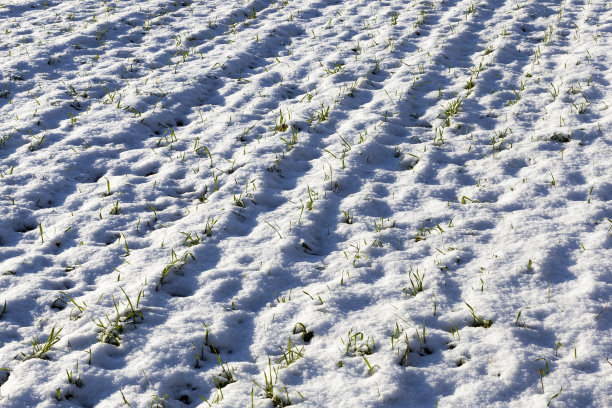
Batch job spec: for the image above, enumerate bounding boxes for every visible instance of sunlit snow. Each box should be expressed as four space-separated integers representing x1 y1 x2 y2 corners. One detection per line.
0 0 610 407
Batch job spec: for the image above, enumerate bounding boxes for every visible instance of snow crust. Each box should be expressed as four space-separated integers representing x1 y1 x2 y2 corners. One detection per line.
0 0 610 407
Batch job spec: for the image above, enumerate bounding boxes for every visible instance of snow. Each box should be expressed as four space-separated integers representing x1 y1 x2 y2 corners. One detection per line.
0 0 610 406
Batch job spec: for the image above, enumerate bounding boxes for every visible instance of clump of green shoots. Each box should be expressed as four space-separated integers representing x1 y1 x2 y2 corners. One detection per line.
252 358 291 407
212 352 236 391
316 104 330 122
204 217 218 236
324 62 345 76
441 97 463 126
341 210 353 224
157 249 195 288
404 267 425 297
28 133 45 151
109 199 120 215
93 308 123 346
66 362 83 387
340 329 375 356
391 11 399 25
19 326 62 360
277 337 305 367
465 302 493 328
274 109 289 132
120 287 144 326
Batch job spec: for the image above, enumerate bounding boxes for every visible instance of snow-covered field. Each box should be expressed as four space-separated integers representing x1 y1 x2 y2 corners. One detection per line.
0 0 610 406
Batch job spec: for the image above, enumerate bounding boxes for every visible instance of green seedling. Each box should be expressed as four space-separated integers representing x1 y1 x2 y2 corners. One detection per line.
449 319 461 340
204 217 218 236
66 362 83 387
536 357 549 376
102 178 112 196
21 325 63 360
28 133 45 151
274 109 288 132
465 76 475 90
441 97 463 124
120 233 130 256
572 101 590 114
277 337 305 367
340 329 375 356
414 9 426 28
461 196 480 204
555 340 562 357
324 62 345 76
212 351 236 391
59 291 86 320
391 11 399 25
549 83 559 100
280 128 298 151
110 200 120 215
252 358 290 407
93 312 122 345
413 321 428 350
508 87 521 105
341 210 353 224
199 144 214 168
293 323 314 343
181 232 201 247
213 172 219 191
399 336 411 366
120 389 133 407
548 386 563 406
157 249 195 288
433 127 445 146
515 307 530 326
405 267 425 297
374 217 385 232
120 287 144 326
465 302 493 328
316 104 330 122
465 2 476 17
306 186 317 210
146 202 157 222
0 133 12 147
266 221 283 239
362 355 378 375
275 289 292 303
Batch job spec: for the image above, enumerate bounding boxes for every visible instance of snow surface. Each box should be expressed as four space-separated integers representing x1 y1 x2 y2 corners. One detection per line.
0 0 611 407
